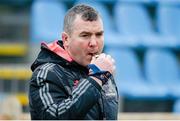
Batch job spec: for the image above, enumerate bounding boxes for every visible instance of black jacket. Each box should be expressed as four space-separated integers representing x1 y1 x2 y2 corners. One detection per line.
29 40 119 120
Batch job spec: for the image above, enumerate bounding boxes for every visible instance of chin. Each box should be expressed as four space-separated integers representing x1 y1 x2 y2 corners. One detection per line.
77 61 89 67
79 58 91 67
83 61 91 67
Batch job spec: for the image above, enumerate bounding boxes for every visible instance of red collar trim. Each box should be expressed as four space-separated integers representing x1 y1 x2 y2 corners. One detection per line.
41 40 73 62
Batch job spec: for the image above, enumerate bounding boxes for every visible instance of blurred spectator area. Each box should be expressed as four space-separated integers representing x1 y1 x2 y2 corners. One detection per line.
0 0 32 114
0 0 180 118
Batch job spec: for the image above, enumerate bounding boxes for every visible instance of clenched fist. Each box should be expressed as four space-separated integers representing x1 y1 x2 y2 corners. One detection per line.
90 53 116 75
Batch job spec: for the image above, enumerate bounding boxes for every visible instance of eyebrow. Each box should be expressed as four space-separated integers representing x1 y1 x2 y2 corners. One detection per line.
80 31 104 35
96 31 104 34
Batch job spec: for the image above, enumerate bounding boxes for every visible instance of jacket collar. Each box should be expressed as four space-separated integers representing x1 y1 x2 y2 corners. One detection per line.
41 40 73 62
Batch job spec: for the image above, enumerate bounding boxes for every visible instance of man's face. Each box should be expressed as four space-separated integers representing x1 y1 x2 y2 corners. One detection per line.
62 15 104 66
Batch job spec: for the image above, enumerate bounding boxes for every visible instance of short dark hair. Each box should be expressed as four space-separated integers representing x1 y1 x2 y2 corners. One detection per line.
63 4 100 35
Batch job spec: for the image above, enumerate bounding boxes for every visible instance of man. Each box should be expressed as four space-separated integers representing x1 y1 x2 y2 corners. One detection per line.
29 4 119 120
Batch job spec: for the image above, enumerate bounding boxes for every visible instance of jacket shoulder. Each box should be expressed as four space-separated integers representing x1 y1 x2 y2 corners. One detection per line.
31 63 66 85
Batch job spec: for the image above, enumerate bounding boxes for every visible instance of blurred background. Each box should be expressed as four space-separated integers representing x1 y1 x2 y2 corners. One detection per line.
0 0 180 120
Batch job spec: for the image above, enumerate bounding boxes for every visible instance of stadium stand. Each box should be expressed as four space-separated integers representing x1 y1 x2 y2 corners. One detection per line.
156 3 180 49
156 0 180 5
0 0 31 6
30 0 67 44
106 47 168 99
0 65 31 80
114 2 178 49
173 99 180 113
119 0 155 4
0 42 28 57
144 48 180 99
0 95 23 119
0 0 31 115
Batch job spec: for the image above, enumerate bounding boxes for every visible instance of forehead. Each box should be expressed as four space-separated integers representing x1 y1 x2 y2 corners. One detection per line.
72 15 103 33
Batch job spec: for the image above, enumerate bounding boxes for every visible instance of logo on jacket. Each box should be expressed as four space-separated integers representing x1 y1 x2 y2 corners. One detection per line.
103 79 117 97
73 80 79 87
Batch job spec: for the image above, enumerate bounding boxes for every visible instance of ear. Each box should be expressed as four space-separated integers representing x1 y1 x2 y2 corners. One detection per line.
62 32 69 48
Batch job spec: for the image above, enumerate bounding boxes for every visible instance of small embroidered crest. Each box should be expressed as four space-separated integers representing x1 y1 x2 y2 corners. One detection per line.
73 80 79 87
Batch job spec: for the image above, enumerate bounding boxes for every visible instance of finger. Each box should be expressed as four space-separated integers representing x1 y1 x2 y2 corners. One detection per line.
99 53 106 58
111 58 115 64
112 65 116 71
91 56 96 63
106 55 115 64
106 54 111 59
112 66 116 75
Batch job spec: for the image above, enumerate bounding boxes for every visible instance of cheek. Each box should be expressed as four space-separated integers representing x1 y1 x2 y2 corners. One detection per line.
98 40 104 50
70 41 87 54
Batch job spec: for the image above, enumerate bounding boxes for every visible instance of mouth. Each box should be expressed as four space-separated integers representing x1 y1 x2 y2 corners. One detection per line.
87 52 98 57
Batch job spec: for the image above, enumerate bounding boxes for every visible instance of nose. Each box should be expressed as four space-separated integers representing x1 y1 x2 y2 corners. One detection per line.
89 36 97 47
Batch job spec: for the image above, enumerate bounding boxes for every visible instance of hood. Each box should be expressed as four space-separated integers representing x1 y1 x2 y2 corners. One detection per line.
31 40 88 72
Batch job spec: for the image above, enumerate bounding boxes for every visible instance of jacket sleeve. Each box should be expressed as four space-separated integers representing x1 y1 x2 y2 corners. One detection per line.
29 63 102 119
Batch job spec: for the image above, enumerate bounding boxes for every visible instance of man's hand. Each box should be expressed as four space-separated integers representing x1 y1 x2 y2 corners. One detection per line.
91 53 116 74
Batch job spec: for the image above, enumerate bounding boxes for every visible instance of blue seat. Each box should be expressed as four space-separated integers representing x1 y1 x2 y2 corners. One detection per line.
156 4 180 48
173 99 180 113
92 0 117 4
105 47 168 99
156 0 180 5
114 3 177 48
119 0 155 4
144 49 180 99
75 0 122 48
30 0 67 44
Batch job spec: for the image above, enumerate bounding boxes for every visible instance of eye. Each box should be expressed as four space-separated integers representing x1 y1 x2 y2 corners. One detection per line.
80 34 91 39
96 32 103 37
81 34 89 37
